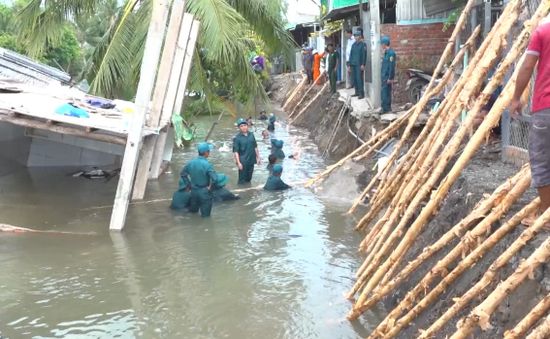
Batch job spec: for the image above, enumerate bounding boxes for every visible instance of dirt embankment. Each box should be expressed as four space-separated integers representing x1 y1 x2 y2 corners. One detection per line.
271 73 550 338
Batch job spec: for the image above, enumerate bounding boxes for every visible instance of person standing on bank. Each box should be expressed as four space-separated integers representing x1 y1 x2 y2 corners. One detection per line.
233 118 261 185
510 17 550 223
381 36 396 113
327 43 339 95
302 47 314 84
348 31 366 99
180 142 218 217
345 29 355 88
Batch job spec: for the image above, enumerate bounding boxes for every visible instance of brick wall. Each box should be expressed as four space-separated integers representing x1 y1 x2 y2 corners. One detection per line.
380 23 453 104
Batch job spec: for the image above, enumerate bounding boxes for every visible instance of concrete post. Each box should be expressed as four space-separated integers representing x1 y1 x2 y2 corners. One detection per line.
368 0 382 108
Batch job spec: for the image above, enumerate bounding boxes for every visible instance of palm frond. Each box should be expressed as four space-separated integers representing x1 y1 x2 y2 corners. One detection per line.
17 0 100 57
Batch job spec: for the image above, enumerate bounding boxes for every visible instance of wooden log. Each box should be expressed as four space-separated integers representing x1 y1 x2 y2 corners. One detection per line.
347 26 481 214
504 293 550 339
361 0 513 212
351 168 531 324
288 71 326 119
357 0 526 302
347 166 527 309
109 0 170 231
425 0 477 92
380 193 537 339
131 0 187 200
305 111 411 188
451 226 550 339
282 76 307 111
149 19 200 180
526 313 550 339
289 83 329 124
424 205 550 337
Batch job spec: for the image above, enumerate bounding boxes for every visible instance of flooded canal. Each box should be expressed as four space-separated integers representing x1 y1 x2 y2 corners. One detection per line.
0 116 382 338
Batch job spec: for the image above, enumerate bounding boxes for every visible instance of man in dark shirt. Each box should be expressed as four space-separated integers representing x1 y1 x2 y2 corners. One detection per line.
233 118 261 185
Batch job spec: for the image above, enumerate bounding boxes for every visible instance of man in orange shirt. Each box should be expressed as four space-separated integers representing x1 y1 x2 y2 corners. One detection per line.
312 49 325 83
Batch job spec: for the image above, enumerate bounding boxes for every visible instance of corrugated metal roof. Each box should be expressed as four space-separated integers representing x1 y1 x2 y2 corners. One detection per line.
0 48 71 87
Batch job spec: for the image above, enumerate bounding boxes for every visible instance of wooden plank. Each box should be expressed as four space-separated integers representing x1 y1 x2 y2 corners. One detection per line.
149 19 200 180
132 0 188 201
147 0 186 127
0 113 126 145
109 0 171 231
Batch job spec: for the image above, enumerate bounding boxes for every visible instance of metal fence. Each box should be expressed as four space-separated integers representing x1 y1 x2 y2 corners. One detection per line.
501 0 541 166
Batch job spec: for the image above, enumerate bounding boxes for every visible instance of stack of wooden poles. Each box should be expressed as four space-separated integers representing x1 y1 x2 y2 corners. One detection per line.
306 0 550 337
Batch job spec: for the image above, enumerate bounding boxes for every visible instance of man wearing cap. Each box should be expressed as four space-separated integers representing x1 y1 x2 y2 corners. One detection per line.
264 164 291 191
180 142 218 217
348 30 366 99
381 36 397 113
211 173 240 202
270 139 285 160
233 118 261 185
345 29 355 88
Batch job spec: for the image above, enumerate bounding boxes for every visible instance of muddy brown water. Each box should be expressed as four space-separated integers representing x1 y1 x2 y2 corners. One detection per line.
0 117 384 338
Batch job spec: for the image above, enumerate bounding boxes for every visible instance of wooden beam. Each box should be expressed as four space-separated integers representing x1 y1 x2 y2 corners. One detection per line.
109 0 170 231
132 13 193 200
149 19 200 180
0 113 126 145
131 1 189 201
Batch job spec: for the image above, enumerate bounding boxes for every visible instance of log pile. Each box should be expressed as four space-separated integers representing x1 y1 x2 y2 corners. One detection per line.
306 0 550 337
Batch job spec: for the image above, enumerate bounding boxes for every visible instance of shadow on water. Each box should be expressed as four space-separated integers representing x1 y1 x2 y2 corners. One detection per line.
0 117 383 338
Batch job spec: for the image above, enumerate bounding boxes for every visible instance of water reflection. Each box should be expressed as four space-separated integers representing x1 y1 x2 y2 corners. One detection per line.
0 117 379 338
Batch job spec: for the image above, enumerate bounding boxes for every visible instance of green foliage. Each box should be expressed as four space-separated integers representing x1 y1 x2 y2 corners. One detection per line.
0 1 84 78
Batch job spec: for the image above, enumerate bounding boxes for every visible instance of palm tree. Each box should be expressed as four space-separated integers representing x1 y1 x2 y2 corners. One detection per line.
17 0 294 105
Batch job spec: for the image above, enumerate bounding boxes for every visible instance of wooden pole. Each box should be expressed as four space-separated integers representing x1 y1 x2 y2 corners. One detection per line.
424 205 550 337
149 19 200 179
357 1 527 300
526 313 550 339
504 293 550 339
132 0 188 200
282 75 307 111
347 166 527 305
348 26 480 214
289 83 329 124
380 192 536 339
109 0 170 231
451 228 550 339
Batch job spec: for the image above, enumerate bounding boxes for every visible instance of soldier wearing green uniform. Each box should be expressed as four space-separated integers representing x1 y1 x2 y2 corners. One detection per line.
264 164 291 191
348 31 366 99
327 43 339 94
233 118 261 185
211 173 240 202
381 36 396 113
270 139 285 160
170 177 191 211
180 142 218 217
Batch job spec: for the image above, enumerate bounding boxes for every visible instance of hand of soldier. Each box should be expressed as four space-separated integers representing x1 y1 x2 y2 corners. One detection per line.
360 65 365 71
257 157 262 165
237 162 243 171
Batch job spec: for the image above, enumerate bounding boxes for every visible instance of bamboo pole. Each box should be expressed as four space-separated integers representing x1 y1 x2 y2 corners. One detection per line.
424 206 550 337
380 194 537 339
289 83 329 124
357 0 528 300
351 168 531 324
526 313 550 339
348 26 481 214
451 224 550 339
347 166 527 307
504 294 550 339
